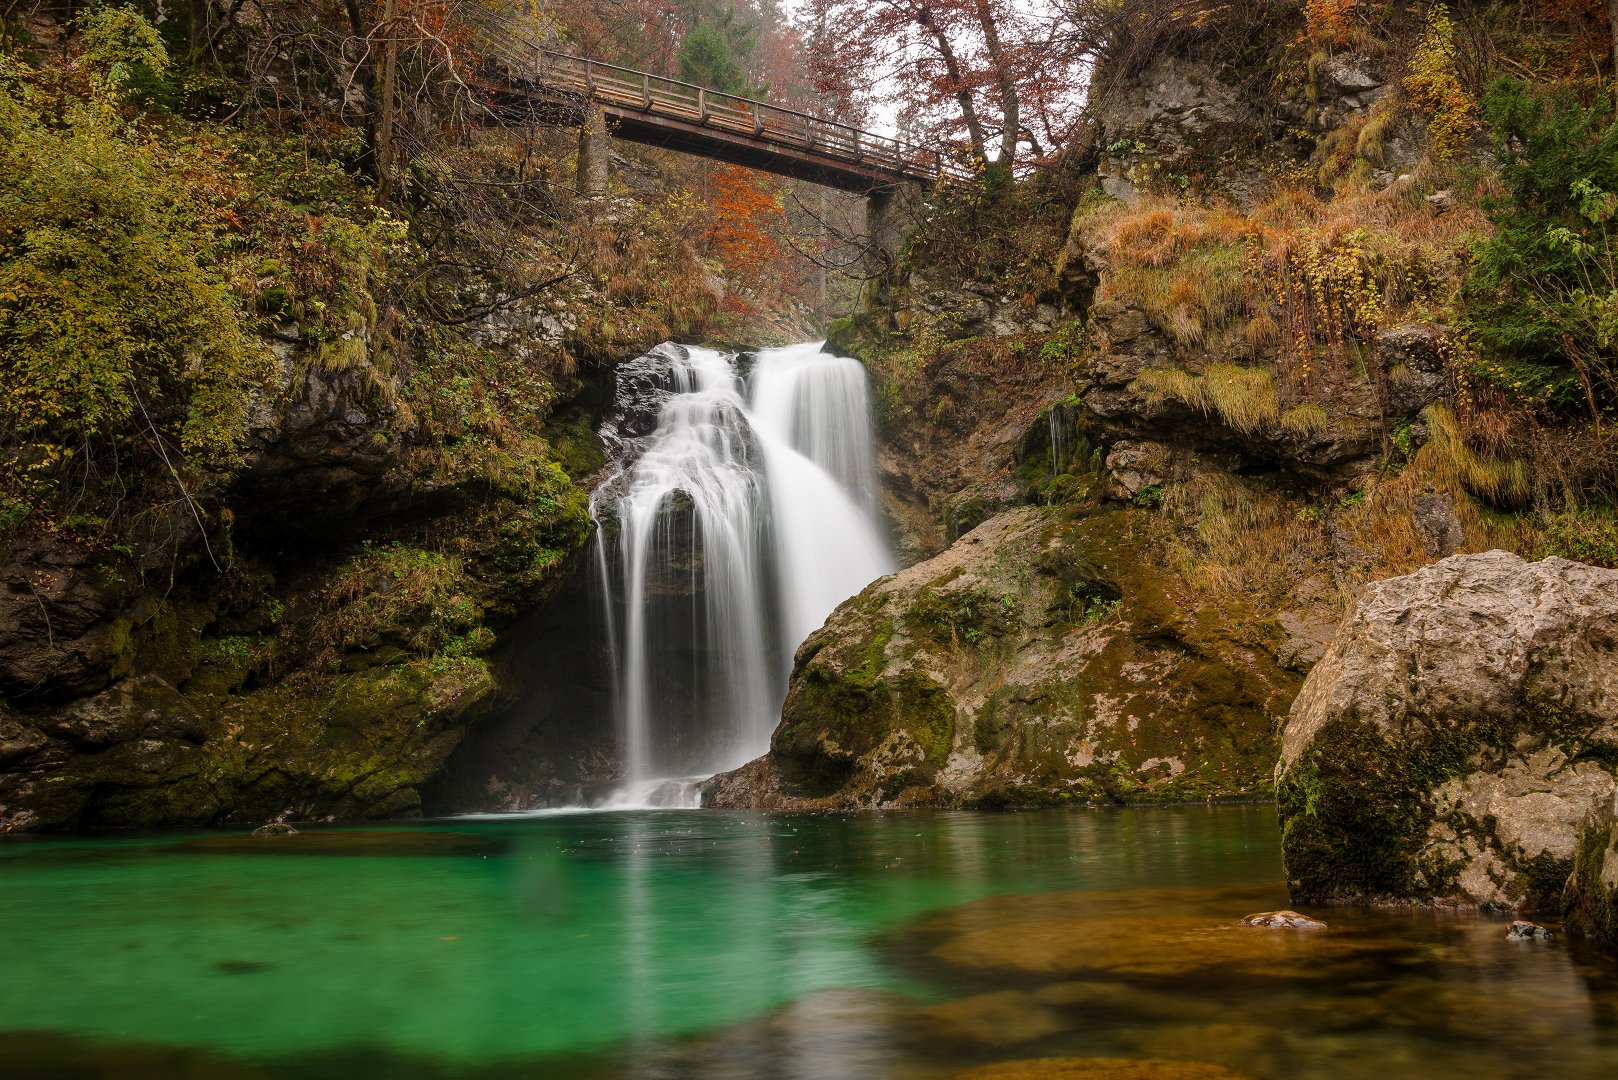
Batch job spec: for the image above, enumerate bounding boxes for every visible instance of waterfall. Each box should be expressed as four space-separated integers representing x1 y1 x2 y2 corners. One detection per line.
591 342 893 807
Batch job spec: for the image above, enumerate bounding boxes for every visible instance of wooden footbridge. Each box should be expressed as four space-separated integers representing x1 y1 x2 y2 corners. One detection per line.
464 6 969 194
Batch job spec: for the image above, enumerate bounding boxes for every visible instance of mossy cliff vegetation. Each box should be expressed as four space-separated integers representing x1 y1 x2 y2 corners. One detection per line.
723 0 1617 835
0 4 757 830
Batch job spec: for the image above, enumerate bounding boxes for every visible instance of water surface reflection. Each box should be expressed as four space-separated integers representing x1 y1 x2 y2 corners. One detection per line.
1 807 1612 1079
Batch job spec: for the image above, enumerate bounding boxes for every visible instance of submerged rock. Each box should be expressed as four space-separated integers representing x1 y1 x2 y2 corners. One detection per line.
1240 910 1327 930
948 1060 1258 1080
705 505 1295 809
911 989 1067 1047
250 822 298 837
1276 551 1618 909
1507 920 1554 941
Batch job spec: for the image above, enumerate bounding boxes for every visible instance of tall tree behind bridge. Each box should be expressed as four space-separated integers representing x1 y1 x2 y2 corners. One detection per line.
799 0 1085 169
678 4 759 93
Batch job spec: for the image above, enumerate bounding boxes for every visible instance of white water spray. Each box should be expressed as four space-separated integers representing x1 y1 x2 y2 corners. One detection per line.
591 342 893 806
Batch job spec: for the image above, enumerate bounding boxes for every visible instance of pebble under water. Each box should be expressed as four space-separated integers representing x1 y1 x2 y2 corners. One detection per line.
3 806 1616 1079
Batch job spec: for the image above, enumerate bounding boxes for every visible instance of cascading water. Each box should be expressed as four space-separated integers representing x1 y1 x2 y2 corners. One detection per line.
591 341 893 807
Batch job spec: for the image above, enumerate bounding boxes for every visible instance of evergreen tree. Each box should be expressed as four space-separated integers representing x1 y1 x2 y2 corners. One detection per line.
1465 78 1618 416
677 6 759 96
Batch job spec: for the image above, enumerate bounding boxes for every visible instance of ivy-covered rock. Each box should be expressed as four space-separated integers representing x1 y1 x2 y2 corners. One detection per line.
1277 551 1618 909
705 505 1296 809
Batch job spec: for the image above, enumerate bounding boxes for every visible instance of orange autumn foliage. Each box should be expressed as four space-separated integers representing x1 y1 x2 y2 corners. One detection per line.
705 165 786 286
1303 0 1357 47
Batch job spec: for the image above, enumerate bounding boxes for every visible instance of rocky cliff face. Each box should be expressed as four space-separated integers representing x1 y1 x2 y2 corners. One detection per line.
704 0 1567 820
1276 551 1618 910
705 505 1295 809
0 295 647 831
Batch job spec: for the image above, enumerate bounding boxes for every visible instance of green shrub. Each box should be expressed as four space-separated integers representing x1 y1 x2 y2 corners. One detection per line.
1463 78 1618 416
0 15 271 482
0 8 396 544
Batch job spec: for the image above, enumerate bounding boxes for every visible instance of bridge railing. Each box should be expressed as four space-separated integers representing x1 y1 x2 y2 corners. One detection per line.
463 4 972 187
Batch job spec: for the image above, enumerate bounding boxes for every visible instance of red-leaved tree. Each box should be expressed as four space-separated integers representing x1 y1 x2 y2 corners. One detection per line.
798 0 1086 169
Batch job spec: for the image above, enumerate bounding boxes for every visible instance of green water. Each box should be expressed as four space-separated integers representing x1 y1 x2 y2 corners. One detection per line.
2 806 1615 1079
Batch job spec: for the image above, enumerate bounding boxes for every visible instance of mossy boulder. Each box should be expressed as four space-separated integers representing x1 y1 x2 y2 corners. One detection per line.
705 505 1296 809
0 645 497 830
1276 551 1618 910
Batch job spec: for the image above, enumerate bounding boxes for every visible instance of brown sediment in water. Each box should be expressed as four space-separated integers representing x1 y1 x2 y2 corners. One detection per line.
946 1060 1258 1080
891 881 1373 979
165 830 503 857
909 989 1068 1047
930 911 1379 978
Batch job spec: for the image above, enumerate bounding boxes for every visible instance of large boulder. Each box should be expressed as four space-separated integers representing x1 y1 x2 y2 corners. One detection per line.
1276 551 1618 910
705 506 1297 809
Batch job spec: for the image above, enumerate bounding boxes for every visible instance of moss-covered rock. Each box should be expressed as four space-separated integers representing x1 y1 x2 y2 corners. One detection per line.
1566 809 1618 943
1276 551 1618 910
705 505 1296 809
0 359 596 832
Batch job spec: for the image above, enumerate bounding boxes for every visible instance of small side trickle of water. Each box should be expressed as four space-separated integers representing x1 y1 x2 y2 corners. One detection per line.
1049 409 1068 475
589 342 893 806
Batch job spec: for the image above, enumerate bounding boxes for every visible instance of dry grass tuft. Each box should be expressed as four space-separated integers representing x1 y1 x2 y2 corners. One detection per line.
1424 404 1533 507
1136 364 1283 436
1082 178 1484 392
1279 403 1331 437
1088 198 1254 349
1160 473 1335 612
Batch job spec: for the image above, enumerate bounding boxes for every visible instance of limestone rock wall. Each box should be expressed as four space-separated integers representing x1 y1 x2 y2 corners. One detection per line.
0 297 636 832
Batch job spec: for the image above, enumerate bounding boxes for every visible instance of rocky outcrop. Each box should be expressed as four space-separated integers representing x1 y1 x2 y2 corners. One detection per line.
0 656 491 830
705 505 1296 809
235 335 413 534
1067 224 1450 484
1093 43 1419 207
1276 551 1618 910
1094 55 1267 204
832 292 1075 562
0 287 636 831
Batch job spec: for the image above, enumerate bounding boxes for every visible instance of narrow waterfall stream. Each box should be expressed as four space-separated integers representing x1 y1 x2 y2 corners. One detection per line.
590 341 894 807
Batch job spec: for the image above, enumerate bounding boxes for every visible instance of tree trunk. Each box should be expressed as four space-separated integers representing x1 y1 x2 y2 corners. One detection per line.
1609 0 1618 107
188 0 208 57
972 0 1019 169
342 0 381 181
376 0 400 201
916 4 986 162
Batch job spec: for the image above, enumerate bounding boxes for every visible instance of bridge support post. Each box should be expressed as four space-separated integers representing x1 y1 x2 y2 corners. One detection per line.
860 181 925 314
577 104 609 198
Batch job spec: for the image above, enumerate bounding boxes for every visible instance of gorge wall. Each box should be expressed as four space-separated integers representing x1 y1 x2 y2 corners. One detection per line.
5 0 1615 890
0 6 844 829
710 0 1618 916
